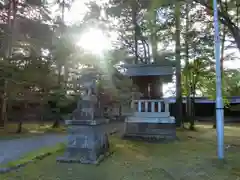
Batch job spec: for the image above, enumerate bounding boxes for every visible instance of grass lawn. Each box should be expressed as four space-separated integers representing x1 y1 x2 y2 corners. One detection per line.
0 122 66 140
1 123 240 180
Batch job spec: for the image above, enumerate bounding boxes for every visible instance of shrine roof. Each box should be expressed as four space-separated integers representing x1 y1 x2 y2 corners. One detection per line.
120 63 174 77
121 61 175 68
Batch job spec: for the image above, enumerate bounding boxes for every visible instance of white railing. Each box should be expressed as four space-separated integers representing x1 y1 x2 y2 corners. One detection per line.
131 99 169 113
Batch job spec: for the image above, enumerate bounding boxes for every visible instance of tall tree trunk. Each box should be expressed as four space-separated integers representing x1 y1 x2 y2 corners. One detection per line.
57 65 62 86
237 2 239 27
151 9 158 63
142 40 148 62
64 64 69 89
221 19 240 51
185 2 191 127
61 0 65 22
221 25 226 73
0 81 7 129
175 1 183 127
52 102 61 128
189 82 196 130
16 102 26 133
132 2 138 64
16 120 22 133
52 115 61 128
54 67 61 128
189 90 195 130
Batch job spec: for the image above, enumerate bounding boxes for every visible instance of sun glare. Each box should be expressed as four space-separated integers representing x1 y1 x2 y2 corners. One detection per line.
77 28 111 55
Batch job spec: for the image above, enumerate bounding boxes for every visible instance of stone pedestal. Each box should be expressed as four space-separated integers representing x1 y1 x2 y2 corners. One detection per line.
123 112 176 141
57 120 110 164
124 122 176 140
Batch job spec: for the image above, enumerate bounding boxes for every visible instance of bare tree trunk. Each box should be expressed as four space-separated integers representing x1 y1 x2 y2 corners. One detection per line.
185 2 191 127
16 119 23 133
118 104 122 117
237 2 239 27
223 20 240 51
189 87 195 130
220 26 225 74
64 64 69 89
151 9 158 63
175 1 183 127
0 80 8 128
16 102 26 133
52 116 61 128
189 66 200 130
61 0 65 23
132 2 138 64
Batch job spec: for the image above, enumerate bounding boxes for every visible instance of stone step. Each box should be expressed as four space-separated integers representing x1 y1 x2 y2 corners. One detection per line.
126 116 175 124
133 112 170 118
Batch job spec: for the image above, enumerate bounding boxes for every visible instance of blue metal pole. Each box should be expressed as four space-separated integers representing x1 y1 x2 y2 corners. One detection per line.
213 0 224 159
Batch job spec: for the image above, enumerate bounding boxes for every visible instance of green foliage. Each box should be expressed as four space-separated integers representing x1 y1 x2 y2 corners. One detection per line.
223 69 240 96
0 0 239 126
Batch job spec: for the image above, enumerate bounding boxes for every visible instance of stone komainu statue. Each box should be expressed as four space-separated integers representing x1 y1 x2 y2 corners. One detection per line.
72 80 98 120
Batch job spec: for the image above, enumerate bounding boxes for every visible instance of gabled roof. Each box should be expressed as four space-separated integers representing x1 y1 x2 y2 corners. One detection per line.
120 63 174 77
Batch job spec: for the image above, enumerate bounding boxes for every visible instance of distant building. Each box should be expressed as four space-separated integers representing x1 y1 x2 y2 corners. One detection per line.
168 96 240 122
166 96 240 104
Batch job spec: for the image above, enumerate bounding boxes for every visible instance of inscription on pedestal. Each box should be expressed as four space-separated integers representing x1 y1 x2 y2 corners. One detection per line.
57 122 110 164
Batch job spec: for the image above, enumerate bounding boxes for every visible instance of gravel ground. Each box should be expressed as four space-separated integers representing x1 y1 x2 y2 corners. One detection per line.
0 121 124 166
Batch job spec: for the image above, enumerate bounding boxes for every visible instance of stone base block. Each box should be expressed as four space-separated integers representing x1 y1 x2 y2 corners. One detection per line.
123 122 176 141
57 150 113 165
57 120 110 165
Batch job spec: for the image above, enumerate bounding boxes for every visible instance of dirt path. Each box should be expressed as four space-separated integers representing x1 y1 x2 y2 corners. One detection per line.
0 134 67 165
0 122 124 165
